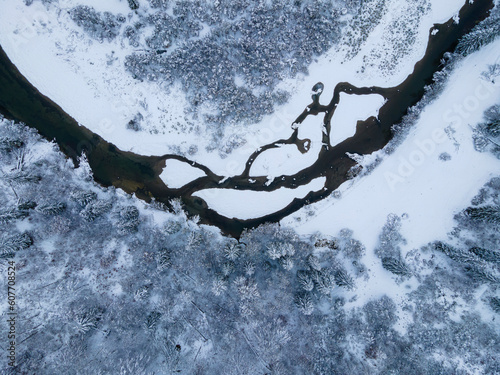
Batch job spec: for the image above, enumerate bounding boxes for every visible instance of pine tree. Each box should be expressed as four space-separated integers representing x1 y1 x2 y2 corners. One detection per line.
295 293 314 315
490 297 500 313
0 208 28 224
127 0 139 10
0 232 33 258
70 190 97 206
315 271 335 295
17 200 36 211
464 265 499 284
117 206 140 234
334 269 354 290
464 206 500 225
266 242 295 260
456 11 500 56
297 270 315 292
434 241 478 263
243 261 255 276
145 311 162 330
279 256 294 271
80 200 112 221
211 278 227 296
74 307 105 334
382 257 411 276
36 202 66 215
156 248 172 270
307 254 321 271
223 243 243 261
4 170 41 185
469 247 500 264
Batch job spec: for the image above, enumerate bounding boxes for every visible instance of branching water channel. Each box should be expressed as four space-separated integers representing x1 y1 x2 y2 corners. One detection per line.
0 0 493 238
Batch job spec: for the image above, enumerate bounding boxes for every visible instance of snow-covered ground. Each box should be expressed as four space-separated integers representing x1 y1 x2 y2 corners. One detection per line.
159 159 206 189
0 0 466 180
329 93 385 147
249 115 323 179
194 177 326 220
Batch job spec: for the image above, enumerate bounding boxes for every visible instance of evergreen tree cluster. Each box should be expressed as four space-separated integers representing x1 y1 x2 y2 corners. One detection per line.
431 177 500 312
474 104 500 157
375 213 412 279
69 6 126 43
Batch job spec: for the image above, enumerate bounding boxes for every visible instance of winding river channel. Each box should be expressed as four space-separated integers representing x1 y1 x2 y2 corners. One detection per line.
0 0 494 238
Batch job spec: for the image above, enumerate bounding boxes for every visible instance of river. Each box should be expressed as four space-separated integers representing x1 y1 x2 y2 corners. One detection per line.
0 0 493 238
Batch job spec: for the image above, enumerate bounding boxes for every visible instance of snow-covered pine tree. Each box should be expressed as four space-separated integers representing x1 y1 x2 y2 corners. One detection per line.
315 270 335 295
334 269 354 290
381 256 412 276
490 297 500 313
294 292 314 315
70 190 97 207
483 105 500 138
127 0 139 10
4 170 41 185
0 232 33 258
79 199 112 221
117 205 140 234
297 270 315 292
464 264 500 284
36 202 66 215
455 8 500 56
0 208 29 224
464 206 500 225
469 247 500 263
433 241 480 263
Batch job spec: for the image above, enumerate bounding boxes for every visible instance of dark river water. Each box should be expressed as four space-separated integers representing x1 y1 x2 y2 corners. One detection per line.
0 0 494 238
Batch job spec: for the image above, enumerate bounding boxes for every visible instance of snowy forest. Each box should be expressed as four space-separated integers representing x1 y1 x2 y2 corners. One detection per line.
0 105 499 373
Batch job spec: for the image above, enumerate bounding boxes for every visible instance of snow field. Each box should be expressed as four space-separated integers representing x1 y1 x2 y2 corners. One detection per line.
159 159 206 189
193 177 326 220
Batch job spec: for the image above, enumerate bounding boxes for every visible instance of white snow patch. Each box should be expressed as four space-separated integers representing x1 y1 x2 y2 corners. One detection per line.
110 283 123 297
194 177 326 220
330 93 385 147
159 159 206 189
250 115 323 178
